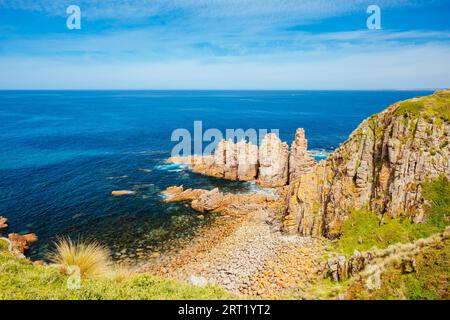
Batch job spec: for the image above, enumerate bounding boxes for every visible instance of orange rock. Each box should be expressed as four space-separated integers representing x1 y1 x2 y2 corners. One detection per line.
8 233 38 254
111 190 136 196
0 216 7 229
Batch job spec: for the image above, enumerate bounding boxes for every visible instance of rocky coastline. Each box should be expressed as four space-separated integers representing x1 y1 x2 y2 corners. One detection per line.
2 90 448 299
149 89 449 297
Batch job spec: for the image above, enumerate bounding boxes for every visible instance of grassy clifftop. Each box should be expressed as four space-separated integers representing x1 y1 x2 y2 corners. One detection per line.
393 89 450 122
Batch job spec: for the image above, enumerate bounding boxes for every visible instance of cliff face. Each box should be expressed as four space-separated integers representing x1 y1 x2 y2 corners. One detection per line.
285 89 450 238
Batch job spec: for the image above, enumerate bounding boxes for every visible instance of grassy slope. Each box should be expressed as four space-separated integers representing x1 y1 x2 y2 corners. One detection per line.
334 176 450 256
345 240 449 300
311 176 450 300
0 242 232 300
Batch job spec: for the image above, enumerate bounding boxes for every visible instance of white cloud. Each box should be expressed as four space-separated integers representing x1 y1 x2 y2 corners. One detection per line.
1 42 448 89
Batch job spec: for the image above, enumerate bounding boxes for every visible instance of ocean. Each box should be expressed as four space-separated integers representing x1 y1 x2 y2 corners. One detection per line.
0 90 432 261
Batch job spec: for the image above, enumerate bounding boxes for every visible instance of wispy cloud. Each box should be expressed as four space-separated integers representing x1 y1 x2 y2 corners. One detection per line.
0 0 448 89
0 0 417 21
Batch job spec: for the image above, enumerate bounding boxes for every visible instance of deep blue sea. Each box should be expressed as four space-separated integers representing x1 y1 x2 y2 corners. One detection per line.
0 90 432 261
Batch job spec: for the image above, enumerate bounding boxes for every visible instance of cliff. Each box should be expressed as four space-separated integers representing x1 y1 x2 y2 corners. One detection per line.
168 90 449 239
285 89 450 238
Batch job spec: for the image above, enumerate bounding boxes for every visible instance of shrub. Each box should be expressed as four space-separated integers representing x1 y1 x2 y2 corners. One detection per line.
51 238 111 277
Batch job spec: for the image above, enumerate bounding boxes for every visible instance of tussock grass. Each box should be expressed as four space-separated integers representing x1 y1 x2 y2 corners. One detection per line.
51 238 111 277
0 251 233 300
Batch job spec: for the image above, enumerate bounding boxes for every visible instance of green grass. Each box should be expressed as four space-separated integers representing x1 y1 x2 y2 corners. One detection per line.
334 176 450 255
394 89 450 122
0 238 8 252
345 240 449 300
0 252 233 300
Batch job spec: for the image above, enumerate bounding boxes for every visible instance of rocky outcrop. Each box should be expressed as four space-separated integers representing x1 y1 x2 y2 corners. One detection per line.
286 89 450 238
289 128 317 182
237 140 259 181
162 185 206 202
169 135 292 188
257 134 290 187
8 233 38 256
162 185 276 216
167 90 449 239
0 216 7 230
191 188 225 212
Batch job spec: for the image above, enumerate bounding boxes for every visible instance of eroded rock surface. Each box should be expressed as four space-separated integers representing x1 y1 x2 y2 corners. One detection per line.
258 134 289 187
289 128 317 182
285 89 450 238
8 233 38 256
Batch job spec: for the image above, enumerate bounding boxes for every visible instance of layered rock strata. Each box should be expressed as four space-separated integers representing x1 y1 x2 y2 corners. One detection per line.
285 89 450 238
168 90 449 239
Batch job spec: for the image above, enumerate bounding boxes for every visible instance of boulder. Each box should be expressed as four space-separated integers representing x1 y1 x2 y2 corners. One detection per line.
8 233 37 255
0 216 7 230
191 188 225 212
111 190 136 196
162 185 206 202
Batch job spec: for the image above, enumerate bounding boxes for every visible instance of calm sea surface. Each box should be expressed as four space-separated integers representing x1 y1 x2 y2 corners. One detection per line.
0 90 432 260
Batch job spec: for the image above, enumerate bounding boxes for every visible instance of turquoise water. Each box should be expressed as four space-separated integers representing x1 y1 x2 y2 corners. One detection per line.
0 90 432 260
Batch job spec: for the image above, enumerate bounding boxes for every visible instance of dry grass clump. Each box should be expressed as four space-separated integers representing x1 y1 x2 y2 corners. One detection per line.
50 238 139 282
51 238 112 277
106 263 135 283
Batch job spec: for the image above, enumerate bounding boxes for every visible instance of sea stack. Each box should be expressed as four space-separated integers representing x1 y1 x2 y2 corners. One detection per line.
257 133 289 187
289 128 317 182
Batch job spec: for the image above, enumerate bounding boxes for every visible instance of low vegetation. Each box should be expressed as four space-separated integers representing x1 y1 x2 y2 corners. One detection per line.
315 176 450 300
0 238 233 300
345 240 449 300
394 89 450 122
51 238 112 276
334 176 449 255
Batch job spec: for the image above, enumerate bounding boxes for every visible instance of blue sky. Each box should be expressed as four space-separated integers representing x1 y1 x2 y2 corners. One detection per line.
0 0 449 89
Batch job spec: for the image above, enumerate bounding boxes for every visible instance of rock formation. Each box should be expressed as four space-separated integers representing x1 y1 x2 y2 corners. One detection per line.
162 185 276 215
167 90 449 239
0 216 7 230
168 135 290 188
191 188 225 212
289 128 317 182
237 140 259 181
257 134 290 187
162 185 206 202
8 233 38 255
111 190 136 197
285 89 450 238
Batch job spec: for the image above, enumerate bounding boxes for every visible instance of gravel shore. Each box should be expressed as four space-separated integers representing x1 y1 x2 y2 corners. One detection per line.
140 201 328 297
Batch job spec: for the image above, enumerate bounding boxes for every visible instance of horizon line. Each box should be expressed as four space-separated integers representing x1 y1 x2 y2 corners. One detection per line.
0 88 442 92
